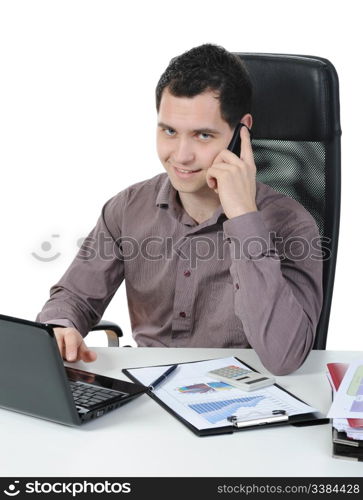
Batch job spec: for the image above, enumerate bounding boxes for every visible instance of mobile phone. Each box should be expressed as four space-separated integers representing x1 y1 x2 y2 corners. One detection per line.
207 365 275 391
227 123 252 157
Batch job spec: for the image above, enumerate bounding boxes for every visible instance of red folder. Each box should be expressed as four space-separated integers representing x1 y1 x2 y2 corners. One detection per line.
327 362 363 428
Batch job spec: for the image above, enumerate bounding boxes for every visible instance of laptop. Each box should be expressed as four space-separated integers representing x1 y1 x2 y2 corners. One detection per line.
0 314 147 426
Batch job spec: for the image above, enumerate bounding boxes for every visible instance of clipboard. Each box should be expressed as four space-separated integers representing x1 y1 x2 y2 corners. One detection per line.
123 356 328 437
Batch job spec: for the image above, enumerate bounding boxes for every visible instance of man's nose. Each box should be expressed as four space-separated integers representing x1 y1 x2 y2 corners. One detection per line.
173 137 195 164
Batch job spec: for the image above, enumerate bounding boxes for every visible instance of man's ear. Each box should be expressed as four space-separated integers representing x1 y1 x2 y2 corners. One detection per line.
240 113 253 130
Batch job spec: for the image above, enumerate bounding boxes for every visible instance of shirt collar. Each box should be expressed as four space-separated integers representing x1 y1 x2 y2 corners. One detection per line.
155 174 227 228
155 174 174 208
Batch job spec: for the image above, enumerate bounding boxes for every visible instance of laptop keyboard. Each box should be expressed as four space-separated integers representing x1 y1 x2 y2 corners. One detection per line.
70 381 128 410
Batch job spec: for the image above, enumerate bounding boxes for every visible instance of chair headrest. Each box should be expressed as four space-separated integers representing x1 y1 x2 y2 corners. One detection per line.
238 53 341 141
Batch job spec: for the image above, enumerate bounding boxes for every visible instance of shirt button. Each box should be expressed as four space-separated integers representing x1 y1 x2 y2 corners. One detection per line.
184 270 191 277
179 311 186 318
235 283 240 290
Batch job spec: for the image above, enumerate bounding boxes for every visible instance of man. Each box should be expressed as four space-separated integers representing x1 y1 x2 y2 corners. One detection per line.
37 44 323 375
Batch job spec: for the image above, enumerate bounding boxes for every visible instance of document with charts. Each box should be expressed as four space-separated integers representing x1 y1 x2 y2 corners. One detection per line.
327 358 363 419
123 356 318 433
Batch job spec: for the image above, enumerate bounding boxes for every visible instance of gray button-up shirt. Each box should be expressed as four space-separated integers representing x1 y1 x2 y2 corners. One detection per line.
37 173 323 375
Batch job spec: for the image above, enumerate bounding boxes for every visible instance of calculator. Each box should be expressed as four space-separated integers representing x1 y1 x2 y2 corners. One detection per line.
207 365 275 391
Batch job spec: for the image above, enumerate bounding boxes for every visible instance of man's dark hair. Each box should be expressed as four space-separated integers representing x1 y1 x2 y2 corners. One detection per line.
155 44 252 129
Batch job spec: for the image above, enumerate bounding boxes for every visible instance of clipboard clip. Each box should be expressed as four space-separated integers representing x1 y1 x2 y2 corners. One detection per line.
227 410 288 428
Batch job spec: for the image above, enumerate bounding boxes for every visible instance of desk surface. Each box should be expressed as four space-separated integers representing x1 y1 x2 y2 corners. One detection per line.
1 348 362 477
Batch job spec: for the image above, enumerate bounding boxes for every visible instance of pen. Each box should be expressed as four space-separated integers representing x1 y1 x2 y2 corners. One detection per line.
148 364 178 391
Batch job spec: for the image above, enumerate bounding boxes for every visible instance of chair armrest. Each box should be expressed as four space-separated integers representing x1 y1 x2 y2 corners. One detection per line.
90 320 123 347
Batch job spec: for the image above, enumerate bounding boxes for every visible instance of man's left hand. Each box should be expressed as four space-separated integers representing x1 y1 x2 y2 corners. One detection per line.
206 125 257 219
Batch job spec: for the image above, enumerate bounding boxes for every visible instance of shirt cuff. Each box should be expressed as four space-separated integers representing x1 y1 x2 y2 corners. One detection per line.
223 211 275 259
38 318 76 329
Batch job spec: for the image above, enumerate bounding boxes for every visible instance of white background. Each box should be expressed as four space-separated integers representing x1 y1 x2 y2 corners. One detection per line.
0 0 361 351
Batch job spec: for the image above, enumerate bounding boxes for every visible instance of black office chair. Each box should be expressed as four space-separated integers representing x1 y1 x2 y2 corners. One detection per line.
90 319 124 347
92 53 341 350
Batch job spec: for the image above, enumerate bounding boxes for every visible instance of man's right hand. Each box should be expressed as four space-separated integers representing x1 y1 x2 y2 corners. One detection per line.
53 327 97 363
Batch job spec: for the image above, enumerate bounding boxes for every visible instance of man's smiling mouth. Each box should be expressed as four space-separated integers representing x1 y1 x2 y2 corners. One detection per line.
175 167 202 173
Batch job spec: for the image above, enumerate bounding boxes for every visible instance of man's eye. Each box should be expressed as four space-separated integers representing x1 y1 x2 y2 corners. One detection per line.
164 128 176 136
198 132 212 140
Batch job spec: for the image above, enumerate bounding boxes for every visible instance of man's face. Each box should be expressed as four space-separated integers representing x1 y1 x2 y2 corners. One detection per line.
157 88 234 195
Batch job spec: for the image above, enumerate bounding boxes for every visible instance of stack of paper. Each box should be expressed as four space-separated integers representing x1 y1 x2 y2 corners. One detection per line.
326 360 363 461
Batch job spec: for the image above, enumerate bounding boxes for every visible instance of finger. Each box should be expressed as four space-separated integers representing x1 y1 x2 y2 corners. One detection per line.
213 148 240 166
206 168 219 191
206 176 217 191
240 125 254 164
79 341 97 363
54 331 65 359
207 163 237 190
64 332 79 362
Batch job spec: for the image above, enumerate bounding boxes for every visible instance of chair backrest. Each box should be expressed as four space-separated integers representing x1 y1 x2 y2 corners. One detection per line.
237 53 341 349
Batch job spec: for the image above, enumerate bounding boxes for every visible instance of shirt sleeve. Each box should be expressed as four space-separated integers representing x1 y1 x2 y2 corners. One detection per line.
36 193 125 338
223 209 323 376
38 318 77 329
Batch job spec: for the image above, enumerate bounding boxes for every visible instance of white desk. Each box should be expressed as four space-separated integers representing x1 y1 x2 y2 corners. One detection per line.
1 348 362 477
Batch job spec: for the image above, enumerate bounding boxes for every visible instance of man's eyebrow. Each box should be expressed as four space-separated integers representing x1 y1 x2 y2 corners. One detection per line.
157 122 220 134
157 121 173 129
